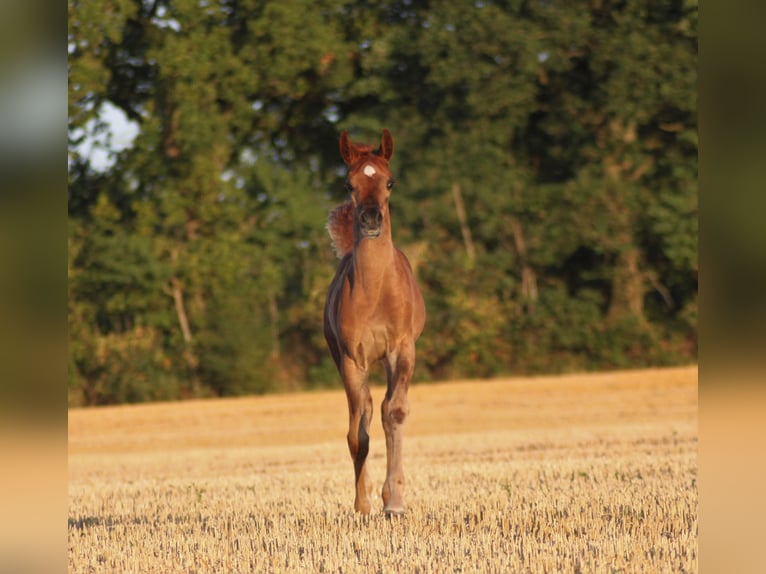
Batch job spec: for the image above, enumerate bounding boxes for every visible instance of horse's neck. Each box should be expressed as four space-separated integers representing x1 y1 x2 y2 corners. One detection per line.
352 228 395 292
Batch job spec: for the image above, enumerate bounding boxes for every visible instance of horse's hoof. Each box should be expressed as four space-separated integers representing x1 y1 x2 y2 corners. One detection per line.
383 506 405 518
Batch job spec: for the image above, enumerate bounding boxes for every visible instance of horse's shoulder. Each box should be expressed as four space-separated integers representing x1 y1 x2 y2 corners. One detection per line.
394 247 414 272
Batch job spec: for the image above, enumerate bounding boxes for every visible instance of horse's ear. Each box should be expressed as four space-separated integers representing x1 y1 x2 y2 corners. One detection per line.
379 128 394 161
339 131 356 165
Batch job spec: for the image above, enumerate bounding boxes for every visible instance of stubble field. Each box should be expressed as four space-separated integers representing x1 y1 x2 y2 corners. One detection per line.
68 366 697 573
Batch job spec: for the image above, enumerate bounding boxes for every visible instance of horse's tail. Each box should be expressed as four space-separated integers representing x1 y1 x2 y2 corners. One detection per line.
327 201 354 258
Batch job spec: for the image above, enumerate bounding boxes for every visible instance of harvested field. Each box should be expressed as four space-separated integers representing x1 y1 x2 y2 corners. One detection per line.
68 366 697 572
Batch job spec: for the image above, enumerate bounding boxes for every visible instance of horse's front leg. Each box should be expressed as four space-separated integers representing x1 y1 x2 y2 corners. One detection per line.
381 345 415 515
342 357 373 513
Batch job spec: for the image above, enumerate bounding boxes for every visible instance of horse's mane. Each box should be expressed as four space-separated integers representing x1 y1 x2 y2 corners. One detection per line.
327 200 354 258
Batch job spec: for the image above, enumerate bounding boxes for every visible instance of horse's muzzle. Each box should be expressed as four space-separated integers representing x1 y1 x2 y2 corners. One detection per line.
359 207 383 238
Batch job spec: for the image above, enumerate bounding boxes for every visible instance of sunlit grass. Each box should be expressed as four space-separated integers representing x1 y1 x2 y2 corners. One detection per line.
69 366 697 572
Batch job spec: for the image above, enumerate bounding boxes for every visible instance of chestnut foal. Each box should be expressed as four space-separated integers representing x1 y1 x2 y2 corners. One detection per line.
324 129 426 514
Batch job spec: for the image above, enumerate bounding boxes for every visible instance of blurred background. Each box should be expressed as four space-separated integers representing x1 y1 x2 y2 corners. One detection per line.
66 0 699 406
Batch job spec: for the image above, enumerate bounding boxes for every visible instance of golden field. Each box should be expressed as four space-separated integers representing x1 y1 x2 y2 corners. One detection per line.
68 366 697 573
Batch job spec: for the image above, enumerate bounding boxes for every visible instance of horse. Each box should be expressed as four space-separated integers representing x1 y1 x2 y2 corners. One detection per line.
324 129 426 515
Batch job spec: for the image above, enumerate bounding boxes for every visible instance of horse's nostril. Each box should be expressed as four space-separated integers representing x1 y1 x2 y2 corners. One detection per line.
361 208 382 227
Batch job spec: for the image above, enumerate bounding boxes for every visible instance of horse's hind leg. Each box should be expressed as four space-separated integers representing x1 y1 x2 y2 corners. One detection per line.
381 344 415 515
342 357 373 513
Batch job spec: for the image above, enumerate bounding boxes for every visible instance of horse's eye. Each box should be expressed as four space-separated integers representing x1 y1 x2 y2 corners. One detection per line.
345 180 354 192
387 178 395 190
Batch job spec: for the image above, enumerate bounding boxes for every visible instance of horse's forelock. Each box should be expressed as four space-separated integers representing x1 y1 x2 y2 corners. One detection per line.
354 143 376 156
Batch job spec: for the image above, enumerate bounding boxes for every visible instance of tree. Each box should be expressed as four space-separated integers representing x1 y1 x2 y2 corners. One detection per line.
68 0 697 404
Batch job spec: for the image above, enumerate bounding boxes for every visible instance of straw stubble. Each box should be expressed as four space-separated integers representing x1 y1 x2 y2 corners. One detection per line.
69 366 697 572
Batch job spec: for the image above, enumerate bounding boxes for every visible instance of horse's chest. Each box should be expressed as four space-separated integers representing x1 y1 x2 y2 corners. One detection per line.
338 294 401 367
356 322 390 363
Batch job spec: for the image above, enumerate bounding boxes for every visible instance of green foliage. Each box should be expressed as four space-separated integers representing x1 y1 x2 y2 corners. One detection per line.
68 0 697 405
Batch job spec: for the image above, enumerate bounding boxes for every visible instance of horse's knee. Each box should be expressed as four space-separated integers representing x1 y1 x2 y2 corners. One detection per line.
348 411 370 460
383 399 409 426
389 406 407 424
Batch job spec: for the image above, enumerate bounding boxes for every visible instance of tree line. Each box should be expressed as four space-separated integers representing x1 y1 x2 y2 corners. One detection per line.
68 0 697 405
